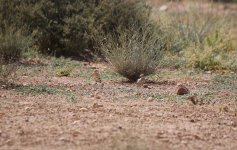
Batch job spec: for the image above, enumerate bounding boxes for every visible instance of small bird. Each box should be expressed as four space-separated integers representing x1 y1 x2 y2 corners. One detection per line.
187 95 206 105
136 74 146 86
92 70 101 83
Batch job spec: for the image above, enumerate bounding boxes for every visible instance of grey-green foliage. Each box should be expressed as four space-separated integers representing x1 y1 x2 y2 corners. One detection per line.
0 27 31 63
0 0 151 56
63 0 151 54
16 84 61 95
0 26 32 81
101 23 165 81
175 9 224 48
158 2 236 71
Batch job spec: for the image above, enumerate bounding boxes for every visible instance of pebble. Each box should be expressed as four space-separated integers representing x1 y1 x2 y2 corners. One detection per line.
72 120 80 125
147 97 154 102
25 107 31 111
92 103 103 109
6 139 12 145
79 108 88 112
118 126 123 130
187 96 197 105
59 137 69 142
95 95 101 99
177 85 190 95
142 84 149 88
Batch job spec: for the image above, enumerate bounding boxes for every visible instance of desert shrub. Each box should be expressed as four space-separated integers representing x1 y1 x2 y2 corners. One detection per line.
101 23 165 82
0 26 31 82
0 0 151 57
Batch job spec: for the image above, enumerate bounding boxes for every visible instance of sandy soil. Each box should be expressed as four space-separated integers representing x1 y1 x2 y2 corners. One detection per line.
0 62 237 150
0 1 237 150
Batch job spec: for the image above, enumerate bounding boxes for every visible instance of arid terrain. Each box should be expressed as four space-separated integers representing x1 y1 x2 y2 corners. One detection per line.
0 57 237 150
1 0 237 150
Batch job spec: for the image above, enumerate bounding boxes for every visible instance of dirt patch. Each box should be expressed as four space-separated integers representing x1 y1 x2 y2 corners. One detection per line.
1 1 237 148
0 61 237 150
0 91 237 150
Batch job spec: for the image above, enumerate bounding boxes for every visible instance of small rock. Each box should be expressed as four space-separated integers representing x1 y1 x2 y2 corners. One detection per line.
25 107 31 111
135 93 142 96
79 108 88 112
181 140 188 144
206 71 212 74
72 120 80 125
223 134 229 138
223 106 229 112
92 103 103 109
147 97 154 102
187 96 197 105
231 121 237 127
143 84 150 89
118 126 123 130
95 95 101 99
219 105 229 112
59 137 69 142
159 4 169 11
0 94 7 98
1 84 7 89
6 139 13 145
18 130 24 136
177 84 190 95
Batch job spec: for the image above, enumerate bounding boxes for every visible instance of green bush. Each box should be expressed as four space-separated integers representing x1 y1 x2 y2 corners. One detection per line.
101 23 164 82
0 0 151 57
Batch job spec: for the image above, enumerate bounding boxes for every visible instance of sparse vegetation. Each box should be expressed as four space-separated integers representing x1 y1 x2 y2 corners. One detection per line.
156 2 237 71
0 26 32 82
0 0 151 56
54 65 74 77
101 23 165 81
0 1 237 150
16 84 60 95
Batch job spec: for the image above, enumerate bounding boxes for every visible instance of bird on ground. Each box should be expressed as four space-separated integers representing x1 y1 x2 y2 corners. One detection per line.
136 74 146 86
92 70 101 83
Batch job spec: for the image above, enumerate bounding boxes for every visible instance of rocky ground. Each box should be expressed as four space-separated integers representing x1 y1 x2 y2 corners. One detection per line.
1 1 237 149
0 58 237 150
